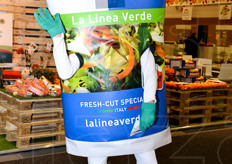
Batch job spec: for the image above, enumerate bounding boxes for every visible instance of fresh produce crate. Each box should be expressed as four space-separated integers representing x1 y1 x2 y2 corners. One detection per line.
169 107 212 126
210 105 232 120
1 119 64 140
167 88 232 126
0 113 7 135
5 104 63 124
17 132 65 149
4 128 65 149
0 105 64 133
212 89 232 97
166 88 212 100
0 124 6 135
0 91 65 148
0 91 62 111
0 102 7 134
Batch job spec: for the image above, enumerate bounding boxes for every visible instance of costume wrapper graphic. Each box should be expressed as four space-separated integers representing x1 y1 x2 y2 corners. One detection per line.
46 0 171 157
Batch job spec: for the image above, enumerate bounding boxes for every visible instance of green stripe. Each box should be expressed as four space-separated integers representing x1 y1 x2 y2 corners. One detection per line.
61 8 165 28
96 109 114 113
0 46 12 52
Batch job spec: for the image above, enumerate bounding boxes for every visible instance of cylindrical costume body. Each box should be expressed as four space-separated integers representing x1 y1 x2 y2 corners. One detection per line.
47 0 171 157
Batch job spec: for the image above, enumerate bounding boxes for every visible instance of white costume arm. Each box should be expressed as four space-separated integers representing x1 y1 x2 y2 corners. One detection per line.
52 33 81 80
140 48 157 103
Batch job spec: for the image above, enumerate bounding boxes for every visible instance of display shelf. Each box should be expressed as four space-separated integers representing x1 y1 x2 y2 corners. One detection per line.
0 90 62 111
169 58 202 82
6 107 63 123
4 128 65 149
0 105 7 135
167 88 232 126
0 91 65 149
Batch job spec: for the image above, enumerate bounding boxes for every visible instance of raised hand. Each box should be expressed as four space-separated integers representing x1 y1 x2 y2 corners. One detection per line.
34 8 65 38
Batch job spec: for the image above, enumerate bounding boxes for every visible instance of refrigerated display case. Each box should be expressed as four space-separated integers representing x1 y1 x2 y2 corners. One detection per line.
215 25 232 64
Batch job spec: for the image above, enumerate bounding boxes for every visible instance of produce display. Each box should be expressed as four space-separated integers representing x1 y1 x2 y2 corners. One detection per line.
5 76 61 98
169 59 196 69
166 0 230 6
165 56 232 90
166 58 204 83
166 80 230 90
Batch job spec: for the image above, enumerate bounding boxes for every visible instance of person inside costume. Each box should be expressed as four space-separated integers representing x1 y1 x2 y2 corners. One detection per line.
34 7 171 164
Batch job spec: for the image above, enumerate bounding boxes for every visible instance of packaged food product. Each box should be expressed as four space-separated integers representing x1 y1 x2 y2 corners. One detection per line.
6 85 19 93
17 89 33 98
33 78 49 95
28 85 44 97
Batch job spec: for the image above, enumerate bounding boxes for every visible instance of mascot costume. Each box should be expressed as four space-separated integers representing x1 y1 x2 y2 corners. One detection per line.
34 0 171 163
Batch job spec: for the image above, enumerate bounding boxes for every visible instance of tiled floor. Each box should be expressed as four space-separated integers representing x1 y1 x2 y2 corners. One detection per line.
1 126 232 164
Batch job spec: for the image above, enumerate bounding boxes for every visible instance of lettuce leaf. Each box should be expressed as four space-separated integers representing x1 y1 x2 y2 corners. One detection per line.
138 23 151 55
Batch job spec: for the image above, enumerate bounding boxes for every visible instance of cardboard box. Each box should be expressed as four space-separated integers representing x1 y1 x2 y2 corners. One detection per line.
182 60 196 69
170 59 196 69
170 59 182 69
181 76 206 83
180 69 201 78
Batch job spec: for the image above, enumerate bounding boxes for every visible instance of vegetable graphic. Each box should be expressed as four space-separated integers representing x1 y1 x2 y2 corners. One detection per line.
81 56 105 69
91 26 111 36
138 23 151 55
221 5 230 16
66 28 92 57
61 81 72 93
156 44 165 59
150 23 164 43
76 87 90 93
86 33 120 49
107 35 134 82
62 22 165 93
104 48 128 77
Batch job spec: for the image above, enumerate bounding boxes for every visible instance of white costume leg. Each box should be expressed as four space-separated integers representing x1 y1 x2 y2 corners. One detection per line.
134 150 158 164
88 157 108 164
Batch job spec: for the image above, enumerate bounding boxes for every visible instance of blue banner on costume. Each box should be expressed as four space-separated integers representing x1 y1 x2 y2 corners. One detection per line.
62 87 168 142
108 0 166 10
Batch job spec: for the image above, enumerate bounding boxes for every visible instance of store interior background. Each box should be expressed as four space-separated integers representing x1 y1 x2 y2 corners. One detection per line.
1 3 231 72
0 2 232 164
165 5 232 65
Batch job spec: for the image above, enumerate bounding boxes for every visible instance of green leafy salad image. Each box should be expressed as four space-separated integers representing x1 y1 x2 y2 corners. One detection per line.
62 23 165 93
